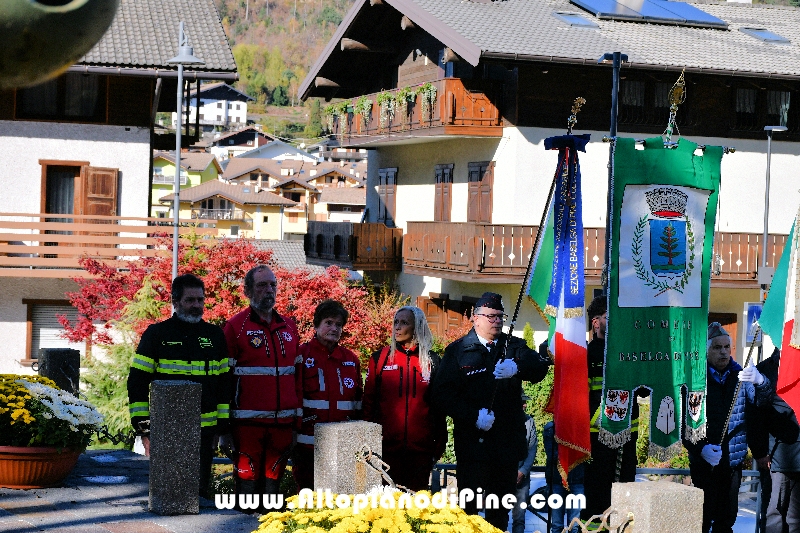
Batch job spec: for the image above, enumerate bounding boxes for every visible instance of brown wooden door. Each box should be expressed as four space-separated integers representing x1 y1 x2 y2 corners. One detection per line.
417 296 474 339
434 164 453 222
378 168 397 227
468 161 493 223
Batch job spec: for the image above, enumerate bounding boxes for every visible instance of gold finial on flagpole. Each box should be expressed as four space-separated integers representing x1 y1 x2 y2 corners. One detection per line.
663 68 686 145
567 97 586 134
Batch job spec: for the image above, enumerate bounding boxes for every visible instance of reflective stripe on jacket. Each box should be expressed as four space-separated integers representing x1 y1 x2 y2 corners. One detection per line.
127 315 230 430
224 308 302 425
297 338 362 446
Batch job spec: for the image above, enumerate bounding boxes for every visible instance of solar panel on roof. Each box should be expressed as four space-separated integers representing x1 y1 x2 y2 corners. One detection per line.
570 0 727 29
646 0 728 29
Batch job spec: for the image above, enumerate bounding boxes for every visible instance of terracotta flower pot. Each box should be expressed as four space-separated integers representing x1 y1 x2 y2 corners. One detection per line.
0 446 82 489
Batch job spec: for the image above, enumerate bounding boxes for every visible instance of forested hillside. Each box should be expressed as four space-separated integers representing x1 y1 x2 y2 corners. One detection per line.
214 0 355 107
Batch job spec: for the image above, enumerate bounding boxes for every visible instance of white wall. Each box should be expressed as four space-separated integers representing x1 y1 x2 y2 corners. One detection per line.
172 99 248 127
372 126 800 342
367 126 800 235
0 121 151 216
0 278 81 374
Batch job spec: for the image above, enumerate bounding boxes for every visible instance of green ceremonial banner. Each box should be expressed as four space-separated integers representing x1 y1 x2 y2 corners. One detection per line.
602 137 721 459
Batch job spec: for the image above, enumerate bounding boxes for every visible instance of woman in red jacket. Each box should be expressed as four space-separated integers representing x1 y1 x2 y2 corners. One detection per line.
362 305 447 491
293 299 362 490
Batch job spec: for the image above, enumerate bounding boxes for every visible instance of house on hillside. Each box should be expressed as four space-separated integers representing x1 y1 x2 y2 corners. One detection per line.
316 187 366 223
203 126 277 161
300 0 800 349
160 179 299 239
234 139 321 162
170 82 253 131
151 151 222 217
0 0 236 373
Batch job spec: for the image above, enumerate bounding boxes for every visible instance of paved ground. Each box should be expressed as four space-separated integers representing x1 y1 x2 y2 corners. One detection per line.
0 452 764 533
0 450 260 533
511 473 760 533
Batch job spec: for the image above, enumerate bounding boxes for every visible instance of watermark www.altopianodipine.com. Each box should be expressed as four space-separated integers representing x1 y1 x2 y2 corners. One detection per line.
215 487 586 514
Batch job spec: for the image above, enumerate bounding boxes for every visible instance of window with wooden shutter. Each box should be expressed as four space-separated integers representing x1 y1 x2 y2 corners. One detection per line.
377 167 397 227
467 161 493 223
434 164 454 222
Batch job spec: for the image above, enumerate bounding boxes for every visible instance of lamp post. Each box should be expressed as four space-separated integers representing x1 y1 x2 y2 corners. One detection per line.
166 21 204 283
598 52 628 294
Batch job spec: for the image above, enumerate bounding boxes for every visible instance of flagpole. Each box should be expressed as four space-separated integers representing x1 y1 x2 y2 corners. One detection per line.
598 52 627 294
507 97 586 340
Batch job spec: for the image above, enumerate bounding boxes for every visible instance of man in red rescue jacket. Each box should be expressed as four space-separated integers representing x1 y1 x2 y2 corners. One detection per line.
223 265 303 500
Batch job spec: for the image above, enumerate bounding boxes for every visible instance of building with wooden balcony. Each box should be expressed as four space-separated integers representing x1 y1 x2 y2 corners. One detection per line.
301 0 800 350
0 0 236 373
160 179 298 240
151 151 222 217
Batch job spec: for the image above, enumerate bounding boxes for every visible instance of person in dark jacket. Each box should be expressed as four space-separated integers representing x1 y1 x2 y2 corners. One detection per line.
683 322 773 533
582 295 639 519
127 273 230 498
751 348 800 533
430 292 552 531
362 306 446 491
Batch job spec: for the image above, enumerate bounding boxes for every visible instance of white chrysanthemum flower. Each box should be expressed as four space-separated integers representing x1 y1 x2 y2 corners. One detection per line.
18 379 103 428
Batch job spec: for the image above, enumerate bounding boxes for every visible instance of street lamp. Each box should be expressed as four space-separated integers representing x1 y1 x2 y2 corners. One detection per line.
760 125 787 300
166 22 204 283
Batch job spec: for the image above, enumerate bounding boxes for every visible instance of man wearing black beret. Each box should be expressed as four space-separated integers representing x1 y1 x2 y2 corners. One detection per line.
430 292 552 530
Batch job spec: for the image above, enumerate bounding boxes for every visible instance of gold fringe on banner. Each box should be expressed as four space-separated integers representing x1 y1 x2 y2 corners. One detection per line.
527 295 552 328
597 427 631 449
544 304 558 318
685 423 706 444
554 435 592 491
563 306 584 319
648 440 684 462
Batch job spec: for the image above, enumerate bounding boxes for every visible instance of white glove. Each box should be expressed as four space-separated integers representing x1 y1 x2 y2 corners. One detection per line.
700 444 722 466
476 408 495 431
493 359 518 379
739 362 765 386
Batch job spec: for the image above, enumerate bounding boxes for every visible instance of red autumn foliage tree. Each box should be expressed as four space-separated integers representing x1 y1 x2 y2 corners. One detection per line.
61 235 399 361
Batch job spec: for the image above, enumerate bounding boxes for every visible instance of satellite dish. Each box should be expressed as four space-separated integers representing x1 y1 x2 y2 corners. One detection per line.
1 0 120 89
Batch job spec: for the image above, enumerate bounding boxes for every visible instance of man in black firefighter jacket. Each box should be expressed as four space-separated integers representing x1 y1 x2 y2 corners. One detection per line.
127 273 230 498
430 292 552 531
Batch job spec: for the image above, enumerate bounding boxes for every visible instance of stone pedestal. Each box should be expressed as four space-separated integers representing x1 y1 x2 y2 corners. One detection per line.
149 380 201 515
38 348 80 395
611 480 703 533
314 421 382 494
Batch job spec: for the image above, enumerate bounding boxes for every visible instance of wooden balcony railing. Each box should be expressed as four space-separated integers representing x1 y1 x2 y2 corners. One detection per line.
403 222 788 287
0 212 217 278
328 78 504 143
191 208 252 227
305 221 402 271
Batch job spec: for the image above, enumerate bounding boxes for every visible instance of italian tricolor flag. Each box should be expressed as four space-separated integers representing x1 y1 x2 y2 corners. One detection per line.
760 216 800 416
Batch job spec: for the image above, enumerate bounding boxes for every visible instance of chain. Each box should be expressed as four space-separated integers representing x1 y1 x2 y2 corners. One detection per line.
95 425 137 448
354 444 412 493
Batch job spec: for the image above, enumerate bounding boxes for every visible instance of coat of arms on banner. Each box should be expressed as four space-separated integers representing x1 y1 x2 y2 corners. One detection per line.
618 185 710 308
688 391 704 422
604 389 630 422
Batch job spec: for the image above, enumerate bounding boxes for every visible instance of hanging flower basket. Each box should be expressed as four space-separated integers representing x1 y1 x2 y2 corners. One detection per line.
0 446 82 489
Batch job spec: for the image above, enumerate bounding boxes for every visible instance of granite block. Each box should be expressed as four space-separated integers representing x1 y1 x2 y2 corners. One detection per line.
611 480 703 533
149 381 201 515
314 421 382 494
